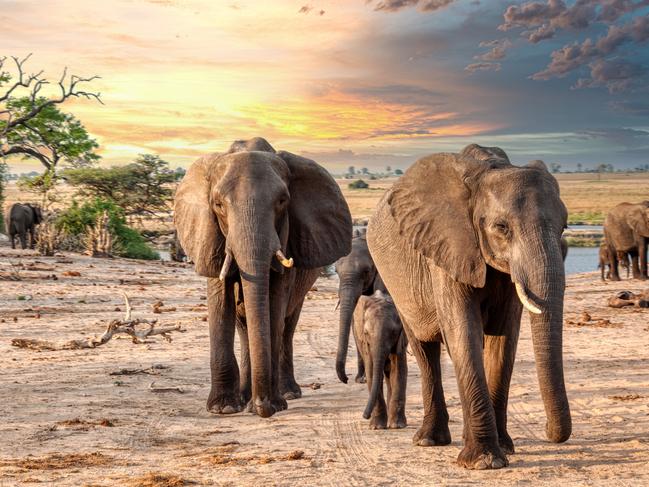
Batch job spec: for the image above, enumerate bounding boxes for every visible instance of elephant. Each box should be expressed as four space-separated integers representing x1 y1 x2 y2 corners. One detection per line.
366 144 571 469
353 290 407 430
6 203 43 249
335 230 387 384
604 201 649 280
598 243 630 281
174 137 352 418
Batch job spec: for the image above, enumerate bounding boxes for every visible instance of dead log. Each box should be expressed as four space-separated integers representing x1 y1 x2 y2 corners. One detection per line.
11 293 184 351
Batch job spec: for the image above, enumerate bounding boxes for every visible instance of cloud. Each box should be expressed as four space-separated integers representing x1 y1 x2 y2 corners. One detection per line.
609 100 649 116
574 58 646 92
475 38 512 61
465 62 501 72
370 0 455 13
576 127 649 145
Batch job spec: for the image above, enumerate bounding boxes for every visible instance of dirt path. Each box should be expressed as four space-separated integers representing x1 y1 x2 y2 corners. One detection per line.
1 248 648 486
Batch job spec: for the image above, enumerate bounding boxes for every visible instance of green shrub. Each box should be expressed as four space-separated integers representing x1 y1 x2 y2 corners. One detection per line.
348 179 369 189
56 198 159 260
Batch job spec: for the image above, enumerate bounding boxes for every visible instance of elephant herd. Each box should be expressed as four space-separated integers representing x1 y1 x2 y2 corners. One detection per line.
601 201 649 281
174 138 575 470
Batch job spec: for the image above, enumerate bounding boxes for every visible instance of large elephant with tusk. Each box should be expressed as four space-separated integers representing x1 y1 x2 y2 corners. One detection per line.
174 137 352 418
366 144 571 469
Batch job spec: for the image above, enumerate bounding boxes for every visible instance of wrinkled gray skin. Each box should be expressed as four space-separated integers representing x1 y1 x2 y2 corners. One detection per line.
598 243 630 280
367 144 571 469
604 201 649 280
174 137 352 418
6 203 43 249
353 290 407 430
335 232 387 384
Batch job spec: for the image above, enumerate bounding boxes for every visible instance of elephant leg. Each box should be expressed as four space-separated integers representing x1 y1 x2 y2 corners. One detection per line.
631 253 641 279
236 315 252 405
279 301 302 400
19 232 27 250
404 327 450 446
10 232 15 249
608 244 621 281
206 277 244 414
638 237 648 279
484 297 521 455
365 354 388 429
355 348 366 383
387 352 407 429
29 227 36 249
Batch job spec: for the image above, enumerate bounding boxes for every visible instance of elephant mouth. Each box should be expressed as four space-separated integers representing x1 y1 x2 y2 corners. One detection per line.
218 246 293 281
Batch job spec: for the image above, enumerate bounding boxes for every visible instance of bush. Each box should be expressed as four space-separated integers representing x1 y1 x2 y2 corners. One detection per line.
348 179 369 189
56 198 159 260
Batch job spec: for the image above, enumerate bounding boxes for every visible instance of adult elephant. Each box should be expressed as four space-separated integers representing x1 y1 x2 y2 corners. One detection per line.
367 145 571 469
335 231 386 384
175 137 352 418
6 203 43 249
604 201 649 280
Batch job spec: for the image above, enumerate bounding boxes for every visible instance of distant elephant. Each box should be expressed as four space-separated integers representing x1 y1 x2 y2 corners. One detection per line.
367 145 571 469
604 201 649 280
335 231 387 384
174 137 352 418
6 203 43 249
353 290 407 430
169 230 187 262
598 243 630 281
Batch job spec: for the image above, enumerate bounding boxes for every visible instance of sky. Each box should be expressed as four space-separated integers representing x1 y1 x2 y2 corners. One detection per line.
1 0 648 172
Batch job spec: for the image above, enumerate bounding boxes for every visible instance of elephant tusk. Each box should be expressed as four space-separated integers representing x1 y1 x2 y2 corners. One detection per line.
276 249 294 268
219 249 233 281
515 282 542 314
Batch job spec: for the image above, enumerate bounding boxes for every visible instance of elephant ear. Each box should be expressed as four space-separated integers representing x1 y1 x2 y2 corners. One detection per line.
628 205 649 236
174 154 226 277
388 153 491 288
277 150 352 269
460 144 510 163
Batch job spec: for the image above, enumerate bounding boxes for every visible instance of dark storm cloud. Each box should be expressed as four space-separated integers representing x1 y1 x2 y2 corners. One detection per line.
370 0 456 12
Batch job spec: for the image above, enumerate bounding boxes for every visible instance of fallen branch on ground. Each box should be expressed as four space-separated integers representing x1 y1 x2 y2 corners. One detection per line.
11 293 185 351
149 381 184 394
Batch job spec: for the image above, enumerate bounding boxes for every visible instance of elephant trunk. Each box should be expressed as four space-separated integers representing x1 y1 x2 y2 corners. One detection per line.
363 346 386 420
336 279 362 383
515 236 572 443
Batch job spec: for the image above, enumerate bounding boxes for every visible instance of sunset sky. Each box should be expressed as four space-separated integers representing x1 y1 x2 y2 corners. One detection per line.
1 0 648 172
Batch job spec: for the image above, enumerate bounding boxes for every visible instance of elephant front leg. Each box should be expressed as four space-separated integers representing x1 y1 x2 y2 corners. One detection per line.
355 348 366 383
236 316 252 405
484 300 521 455
387 351 407 429
404 329 450 446
279 303 302 400
638 237 648 279
206 278 244 414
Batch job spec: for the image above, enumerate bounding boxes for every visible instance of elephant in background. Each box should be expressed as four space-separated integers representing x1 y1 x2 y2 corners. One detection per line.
367 145 571 469
598 243 630 281
335 230 387 384
6 203 43 249
174 137 352 417
604 201 649 280
353 290 407 430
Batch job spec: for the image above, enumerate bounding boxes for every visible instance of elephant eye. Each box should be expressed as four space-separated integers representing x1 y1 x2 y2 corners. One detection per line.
494 221 509 235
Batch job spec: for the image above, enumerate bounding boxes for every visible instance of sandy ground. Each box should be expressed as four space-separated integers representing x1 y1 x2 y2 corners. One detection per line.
1 247 648 487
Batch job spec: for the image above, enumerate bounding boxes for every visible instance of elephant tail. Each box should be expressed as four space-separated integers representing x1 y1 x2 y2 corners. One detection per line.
363 356 385 420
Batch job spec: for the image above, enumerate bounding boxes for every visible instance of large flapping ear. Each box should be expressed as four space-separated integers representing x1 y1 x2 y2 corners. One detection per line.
173 154 226 277
388 153 491 288
628 205 649 236
460 144 510 163
277 150 352 269
228 137 276 154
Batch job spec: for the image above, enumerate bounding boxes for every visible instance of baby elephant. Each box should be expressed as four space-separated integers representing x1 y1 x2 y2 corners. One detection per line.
353 290 407 429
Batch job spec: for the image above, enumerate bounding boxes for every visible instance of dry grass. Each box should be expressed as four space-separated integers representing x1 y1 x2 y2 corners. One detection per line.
0 452 112 471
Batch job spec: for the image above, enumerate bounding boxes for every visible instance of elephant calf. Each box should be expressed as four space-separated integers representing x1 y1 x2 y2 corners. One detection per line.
599 243 630 280
6 203 43 250
353 290 407 430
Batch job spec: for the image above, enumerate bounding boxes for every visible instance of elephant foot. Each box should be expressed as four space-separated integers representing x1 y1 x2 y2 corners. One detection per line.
369 414 388 430
207 391 244 415
354 373 366 384
457 442 508 470
388 415 407 429
279 376 302 400
498 431 515 455
245 395 288 416
413 422 451 446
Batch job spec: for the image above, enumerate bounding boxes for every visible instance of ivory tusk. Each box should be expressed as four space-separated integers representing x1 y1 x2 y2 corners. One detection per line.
515 282 542 314
219 249 233 281
276 250 294 268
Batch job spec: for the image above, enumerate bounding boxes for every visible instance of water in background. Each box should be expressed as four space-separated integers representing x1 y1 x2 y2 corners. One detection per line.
564 246 598 275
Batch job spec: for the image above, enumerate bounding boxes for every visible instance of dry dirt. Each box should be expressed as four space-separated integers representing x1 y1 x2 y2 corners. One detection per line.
1 247 648 486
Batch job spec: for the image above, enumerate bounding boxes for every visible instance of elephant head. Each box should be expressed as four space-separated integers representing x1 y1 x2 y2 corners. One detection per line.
388 144 571 443
335 233 384 383
174 138 352 413
626 204 649 237
27 204 43 225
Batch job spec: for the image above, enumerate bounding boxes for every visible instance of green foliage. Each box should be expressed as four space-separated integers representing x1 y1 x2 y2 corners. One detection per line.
348 179 369 189
63 154 180 217
17 168 60 208
3 96 99 169
56 198 159 260
567 211 606 225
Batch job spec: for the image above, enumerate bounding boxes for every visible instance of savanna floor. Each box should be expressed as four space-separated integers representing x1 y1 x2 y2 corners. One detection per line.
0 247 648 486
